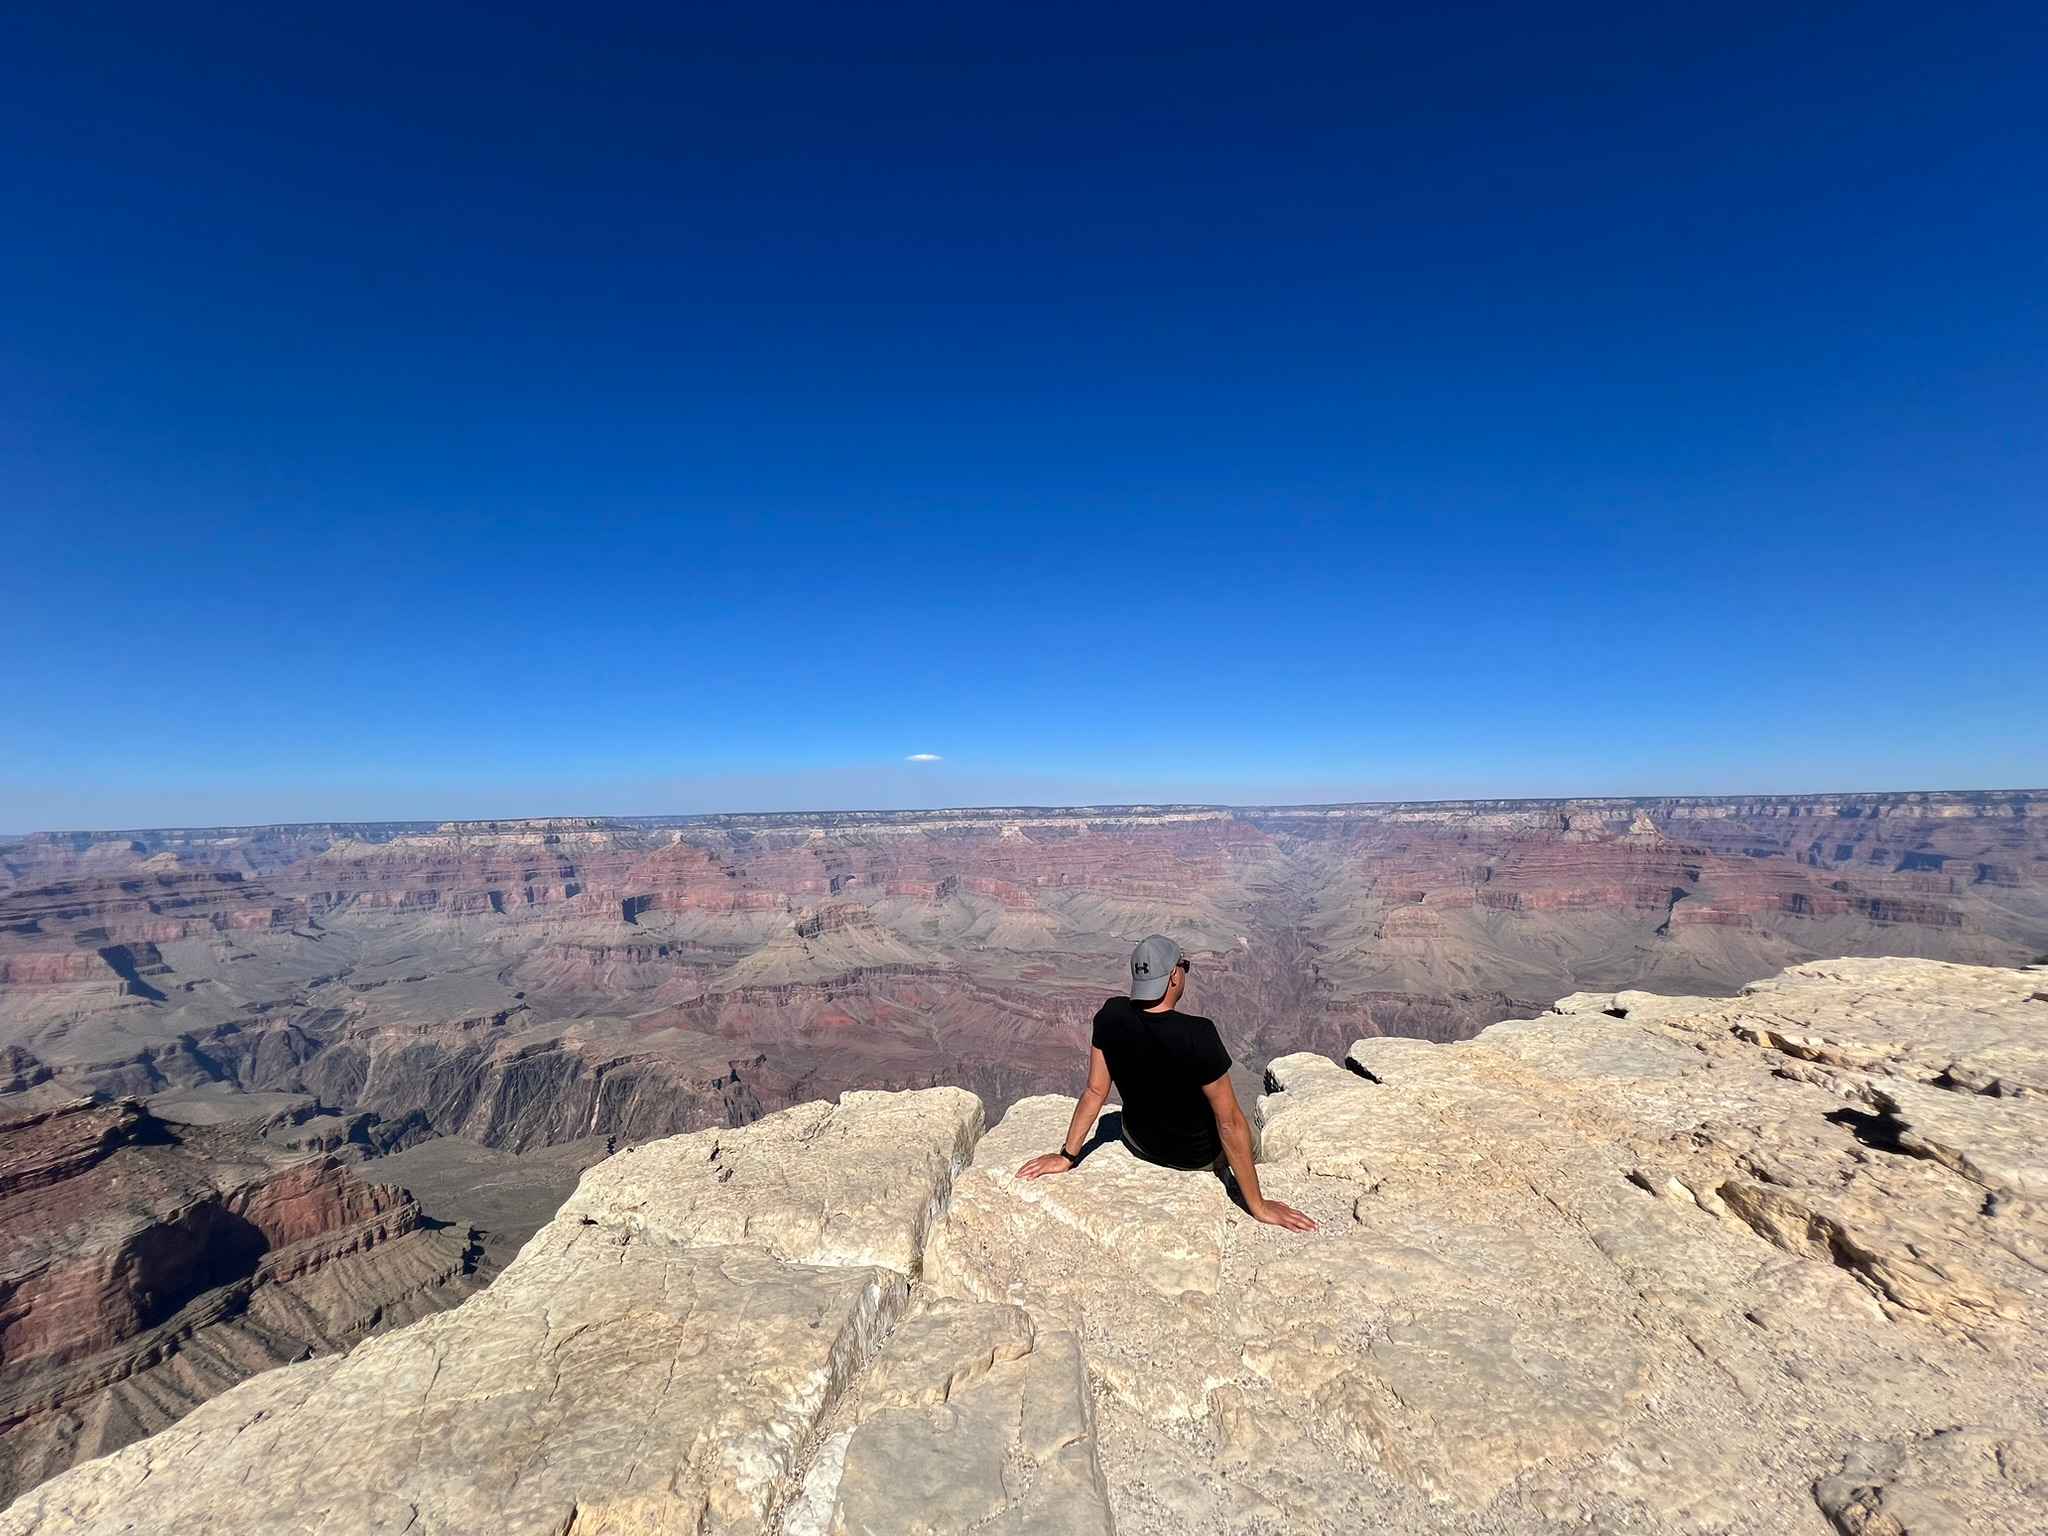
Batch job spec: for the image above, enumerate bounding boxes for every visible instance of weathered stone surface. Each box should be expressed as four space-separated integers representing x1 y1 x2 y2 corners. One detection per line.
556 1086 983 1275
1815 1428 2048 1535
1 1237 902 1536
792 1299 1115 1536
1866 1077 2048 1201
853 1296 1036 1411
925 959 2048 1534
0 1087 984 1536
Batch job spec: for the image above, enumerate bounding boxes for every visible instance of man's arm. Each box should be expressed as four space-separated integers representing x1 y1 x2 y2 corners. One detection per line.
1201 1075 1316 1231
1017 1047 1112 1178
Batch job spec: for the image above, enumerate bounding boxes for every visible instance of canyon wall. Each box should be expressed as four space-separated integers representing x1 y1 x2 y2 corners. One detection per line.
0 1097 479 1504
2 793 2042 1155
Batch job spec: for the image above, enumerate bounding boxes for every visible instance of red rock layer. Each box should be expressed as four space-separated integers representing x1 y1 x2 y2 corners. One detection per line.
0 1102 416 1383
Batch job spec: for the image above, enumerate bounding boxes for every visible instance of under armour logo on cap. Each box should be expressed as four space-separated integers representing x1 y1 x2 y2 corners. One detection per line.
1128 934 1183 1002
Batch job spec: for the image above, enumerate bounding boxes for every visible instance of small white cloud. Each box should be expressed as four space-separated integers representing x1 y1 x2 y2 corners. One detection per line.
905 753 943 762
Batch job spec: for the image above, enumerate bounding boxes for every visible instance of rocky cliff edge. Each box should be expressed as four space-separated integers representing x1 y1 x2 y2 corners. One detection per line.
3 957 2044 1535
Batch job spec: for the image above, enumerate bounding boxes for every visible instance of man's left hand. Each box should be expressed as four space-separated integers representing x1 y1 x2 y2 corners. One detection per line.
1016 1152 1074 1179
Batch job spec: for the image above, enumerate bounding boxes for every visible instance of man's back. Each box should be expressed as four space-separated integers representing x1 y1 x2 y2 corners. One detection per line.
1091 994 1232 1168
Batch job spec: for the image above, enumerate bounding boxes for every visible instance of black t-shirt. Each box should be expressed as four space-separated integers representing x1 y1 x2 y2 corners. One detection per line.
1090 995 1233 1169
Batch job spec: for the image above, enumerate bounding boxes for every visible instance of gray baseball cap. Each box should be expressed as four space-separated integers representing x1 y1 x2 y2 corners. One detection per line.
1128 934 1184 1002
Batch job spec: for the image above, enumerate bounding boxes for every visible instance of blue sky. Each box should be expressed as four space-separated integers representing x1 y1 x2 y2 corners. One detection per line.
5 3 2044 830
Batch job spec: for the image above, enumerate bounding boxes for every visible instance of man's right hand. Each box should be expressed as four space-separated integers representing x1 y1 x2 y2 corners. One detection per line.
1248 1197 1317 1231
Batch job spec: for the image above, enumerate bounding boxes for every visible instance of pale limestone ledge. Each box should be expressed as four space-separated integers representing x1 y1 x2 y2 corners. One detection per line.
6 958 2048 1536
0 1087 1060 1536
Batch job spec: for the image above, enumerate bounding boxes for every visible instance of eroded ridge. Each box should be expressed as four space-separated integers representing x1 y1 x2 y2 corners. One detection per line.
6 957 2047 1535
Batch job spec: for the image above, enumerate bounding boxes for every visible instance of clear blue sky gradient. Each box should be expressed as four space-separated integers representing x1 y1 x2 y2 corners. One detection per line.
5 3 2044 829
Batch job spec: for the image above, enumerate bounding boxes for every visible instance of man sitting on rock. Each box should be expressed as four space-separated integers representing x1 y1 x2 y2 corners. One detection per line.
1017 934 1317 1230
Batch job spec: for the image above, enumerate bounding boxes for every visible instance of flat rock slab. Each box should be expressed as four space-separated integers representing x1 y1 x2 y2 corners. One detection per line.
1243 1216 1650 1507
792 1298 1114 1536
558 1086 984 1275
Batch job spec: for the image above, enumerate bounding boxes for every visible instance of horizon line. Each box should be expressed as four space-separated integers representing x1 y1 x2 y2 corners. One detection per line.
9 784 2042 840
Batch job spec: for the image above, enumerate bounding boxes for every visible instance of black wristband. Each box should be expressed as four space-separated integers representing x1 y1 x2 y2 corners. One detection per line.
1055 1147 1079 1162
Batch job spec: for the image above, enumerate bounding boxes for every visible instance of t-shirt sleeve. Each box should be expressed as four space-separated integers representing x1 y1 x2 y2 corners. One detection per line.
1090 999 1116 1050
1190 1018 1232 1085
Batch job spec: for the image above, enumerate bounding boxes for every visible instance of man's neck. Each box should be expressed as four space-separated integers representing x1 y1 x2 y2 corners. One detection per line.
1141 998 1176 1014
